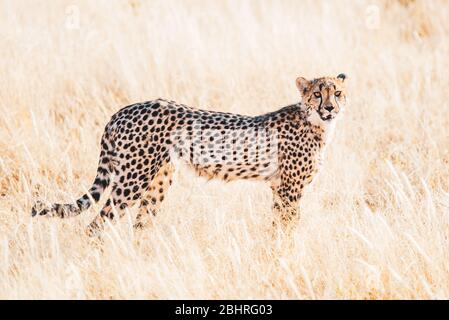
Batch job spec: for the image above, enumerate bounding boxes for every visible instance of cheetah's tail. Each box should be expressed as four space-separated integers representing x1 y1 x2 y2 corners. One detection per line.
31 131 116 218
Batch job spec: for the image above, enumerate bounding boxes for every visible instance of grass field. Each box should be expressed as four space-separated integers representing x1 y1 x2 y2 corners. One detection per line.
0 0 448 299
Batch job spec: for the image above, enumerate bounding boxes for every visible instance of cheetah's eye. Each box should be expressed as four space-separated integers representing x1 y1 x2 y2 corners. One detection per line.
335 91 342 97
313 92 321 98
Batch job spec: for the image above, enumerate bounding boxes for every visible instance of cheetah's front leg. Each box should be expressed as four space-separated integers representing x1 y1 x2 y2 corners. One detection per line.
270 183 302 229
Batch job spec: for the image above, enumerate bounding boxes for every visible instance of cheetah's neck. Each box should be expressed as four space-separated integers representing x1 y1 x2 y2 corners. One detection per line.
307 111 340 148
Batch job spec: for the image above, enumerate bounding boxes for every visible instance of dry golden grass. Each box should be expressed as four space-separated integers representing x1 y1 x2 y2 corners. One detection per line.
0 0 448 299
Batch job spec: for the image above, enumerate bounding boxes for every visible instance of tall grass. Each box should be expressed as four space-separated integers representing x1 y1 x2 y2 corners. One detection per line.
0 0 448 299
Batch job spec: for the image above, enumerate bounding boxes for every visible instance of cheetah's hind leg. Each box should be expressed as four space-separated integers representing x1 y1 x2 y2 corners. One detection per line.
134 163 174 230
85 151 170 237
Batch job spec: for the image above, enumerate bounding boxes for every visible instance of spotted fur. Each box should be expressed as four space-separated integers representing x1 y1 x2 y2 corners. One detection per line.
32 74 347 236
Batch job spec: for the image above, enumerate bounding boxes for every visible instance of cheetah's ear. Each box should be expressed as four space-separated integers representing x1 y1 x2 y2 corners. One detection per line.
296 77 311 96
337 73 346 82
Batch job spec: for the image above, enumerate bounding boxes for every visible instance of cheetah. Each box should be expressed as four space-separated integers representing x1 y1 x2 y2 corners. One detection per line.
32 74 347 236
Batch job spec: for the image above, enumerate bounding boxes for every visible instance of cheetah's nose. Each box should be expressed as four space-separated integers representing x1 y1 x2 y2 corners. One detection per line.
324 105 334 112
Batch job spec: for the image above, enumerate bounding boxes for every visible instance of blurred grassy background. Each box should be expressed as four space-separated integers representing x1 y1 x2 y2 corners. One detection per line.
0 0 448 299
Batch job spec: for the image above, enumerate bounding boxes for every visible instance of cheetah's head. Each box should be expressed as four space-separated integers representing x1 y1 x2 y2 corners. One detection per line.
296 74 347 122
